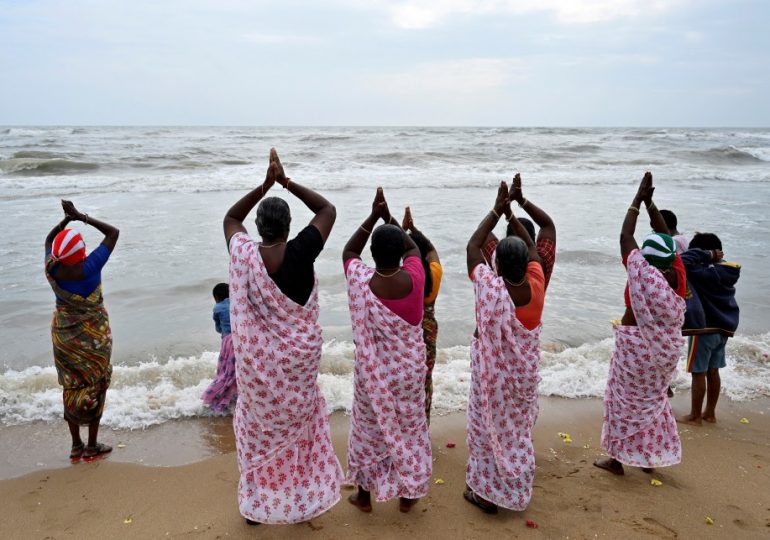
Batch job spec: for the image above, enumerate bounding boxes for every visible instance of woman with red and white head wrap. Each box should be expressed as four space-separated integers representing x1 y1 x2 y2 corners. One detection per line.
44 200 120 461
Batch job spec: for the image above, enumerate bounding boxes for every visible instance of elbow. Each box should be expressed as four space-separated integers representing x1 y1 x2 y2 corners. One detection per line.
325 203 337 223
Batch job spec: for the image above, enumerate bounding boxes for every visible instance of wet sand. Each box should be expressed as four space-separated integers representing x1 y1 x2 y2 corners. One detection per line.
1 396 769 539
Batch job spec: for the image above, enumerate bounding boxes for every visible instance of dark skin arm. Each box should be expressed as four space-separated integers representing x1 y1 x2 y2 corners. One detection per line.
343 188 419 262
45 216 72 252
223 149 277 249
52 201 120 281
620 172 655 259
272 151 336 243
642 173 669 235
504 200 543 267
467 181 509 277
402 207 439 264
510 173 556 243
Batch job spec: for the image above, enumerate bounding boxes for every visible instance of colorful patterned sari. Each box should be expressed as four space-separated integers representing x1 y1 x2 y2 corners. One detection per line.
466 264 541 511
422 303 438 424
601 249 686 468
345 259 432 501
45 257 112 425
229 233 343 524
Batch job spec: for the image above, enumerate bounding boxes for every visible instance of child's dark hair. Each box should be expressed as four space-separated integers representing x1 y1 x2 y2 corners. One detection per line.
689 232 722 251
213 282 229 302
659 209 678 232
408 230 434 298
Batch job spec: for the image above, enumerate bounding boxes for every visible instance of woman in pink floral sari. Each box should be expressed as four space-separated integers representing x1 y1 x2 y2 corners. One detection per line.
463 180 545 514
594 172 686 476
342 188 432 514
223 149 343 525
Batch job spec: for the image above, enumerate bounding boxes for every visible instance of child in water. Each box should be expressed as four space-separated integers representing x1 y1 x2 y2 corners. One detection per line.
202 283 238 412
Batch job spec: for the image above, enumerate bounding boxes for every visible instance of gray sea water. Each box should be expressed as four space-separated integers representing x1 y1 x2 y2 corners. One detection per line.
1 126 769 428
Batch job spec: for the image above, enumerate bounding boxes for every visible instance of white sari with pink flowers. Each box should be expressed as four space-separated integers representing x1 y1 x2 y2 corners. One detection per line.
601 249 686 468
344 258 432 501
229 232 343 524
466 263 542 511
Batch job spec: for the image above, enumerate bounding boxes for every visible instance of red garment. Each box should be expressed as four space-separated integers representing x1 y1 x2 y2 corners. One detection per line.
623 253 686 308
344 256 425 326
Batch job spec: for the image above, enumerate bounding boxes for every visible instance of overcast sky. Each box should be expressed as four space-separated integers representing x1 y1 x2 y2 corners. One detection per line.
1 0 768 126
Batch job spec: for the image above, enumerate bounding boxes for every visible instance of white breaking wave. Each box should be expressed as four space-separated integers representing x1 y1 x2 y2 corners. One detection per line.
1 335 768 430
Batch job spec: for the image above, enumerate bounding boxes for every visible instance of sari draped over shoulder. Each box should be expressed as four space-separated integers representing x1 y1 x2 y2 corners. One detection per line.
344 259 432 501
467 264 541 511
229 233 343 524
45 257 112 425
601 249 686 468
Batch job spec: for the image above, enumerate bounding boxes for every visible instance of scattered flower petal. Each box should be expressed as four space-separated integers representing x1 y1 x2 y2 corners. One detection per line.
739 418 750 424
123 516 133 525
650 479 663 487
705 516 714 525
434 478 445 485
446 442 456 448
117 443 127 449
526 520 539 529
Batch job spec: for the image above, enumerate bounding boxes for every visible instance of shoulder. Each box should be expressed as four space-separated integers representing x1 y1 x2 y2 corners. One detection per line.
229 232 253 254
293 224 323 245
429 260 442 279
527 261 544 283
471 262 494 284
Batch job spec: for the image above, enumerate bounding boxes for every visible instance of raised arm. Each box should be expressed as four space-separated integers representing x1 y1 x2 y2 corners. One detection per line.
343 188 418 263
272 150 336 243
467 181 509 277
506 203 542 267
642 174 670 235
45 214 72 252
620 172 654 258
343 188 386 262
510 173 555 242
223 150 276 249
402 206 439 264
62 200 120 252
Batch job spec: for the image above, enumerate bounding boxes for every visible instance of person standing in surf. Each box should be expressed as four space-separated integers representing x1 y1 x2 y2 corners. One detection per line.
343 188 432 514
463 180 545 514
202 282 237 413
402 206 442 425
45 200 119 461
594 172 686 476
224 149 343 525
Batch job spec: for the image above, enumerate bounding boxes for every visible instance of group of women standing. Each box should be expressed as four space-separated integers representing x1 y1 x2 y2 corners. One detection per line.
44 148 690 526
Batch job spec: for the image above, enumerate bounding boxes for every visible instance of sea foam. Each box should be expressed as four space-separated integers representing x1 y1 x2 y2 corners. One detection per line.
1 335 768 430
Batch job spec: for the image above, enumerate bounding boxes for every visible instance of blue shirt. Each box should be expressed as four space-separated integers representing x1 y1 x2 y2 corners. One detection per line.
213 298 231 336
47 244 111 299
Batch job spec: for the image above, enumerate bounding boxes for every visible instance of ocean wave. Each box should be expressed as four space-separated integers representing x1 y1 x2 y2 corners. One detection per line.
684 145 769 164
1 335 767 430
0 157 99 175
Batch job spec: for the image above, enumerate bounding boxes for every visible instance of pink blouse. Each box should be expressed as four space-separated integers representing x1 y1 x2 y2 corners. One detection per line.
344 256 425 326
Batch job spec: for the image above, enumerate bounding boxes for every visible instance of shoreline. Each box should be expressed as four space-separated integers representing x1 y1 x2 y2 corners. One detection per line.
1 395 769 538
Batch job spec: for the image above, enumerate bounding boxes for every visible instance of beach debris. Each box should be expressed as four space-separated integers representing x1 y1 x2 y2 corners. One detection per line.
739 417 750 424
650 479 663 487
526 520 539 529
434 478 445 485
117 443 127 449
558 432 573 444
582 444 590 449
446 442 456 448
123 516 133 525
705 516 714 525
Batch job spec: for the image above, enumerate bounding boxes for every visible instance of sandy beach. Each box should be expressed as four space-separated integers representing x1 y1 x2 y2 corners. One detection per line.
1 395 768 539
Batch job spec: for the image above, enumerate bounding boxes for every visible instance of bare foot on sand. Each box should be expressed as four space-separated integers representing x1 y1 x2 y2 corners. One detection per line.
348 491 372 513
593 457 625 475
399 497 418 513
677 414 703 426
703 415 717 423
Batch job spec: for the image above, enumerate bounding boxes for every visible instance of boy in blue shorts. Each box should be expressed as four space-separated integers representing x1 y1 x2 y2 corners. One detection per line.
678 233 740 426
